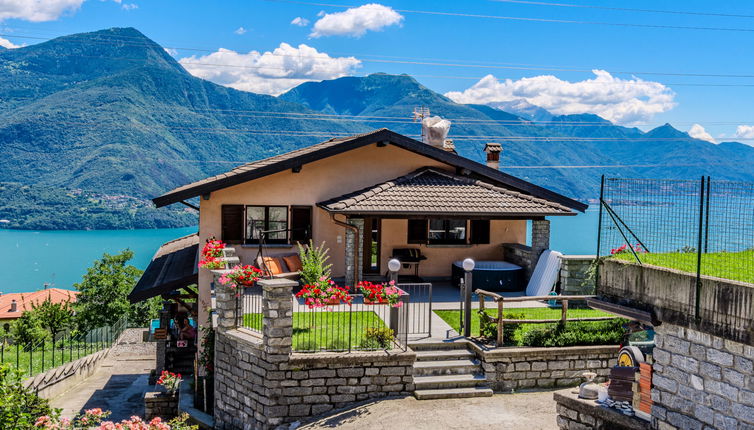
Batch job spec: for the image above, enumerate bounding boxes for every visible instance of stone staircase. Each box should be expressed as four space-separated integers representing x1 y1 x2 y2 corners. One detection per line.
410 341 493 400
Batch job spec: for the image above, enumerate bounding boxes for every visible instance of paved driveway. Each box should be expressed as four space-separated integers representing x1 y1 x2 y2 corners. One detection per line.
299 390 560 430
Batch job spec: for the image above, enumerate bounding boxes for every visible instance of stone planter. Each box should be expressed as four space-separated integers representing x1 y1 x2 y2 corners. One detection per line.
144 391 179 421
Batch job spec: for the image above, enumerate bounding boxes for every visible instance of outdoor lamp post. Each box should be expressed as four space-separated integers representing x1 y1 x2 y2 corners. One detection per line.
388 258 401 283
462 258 475 337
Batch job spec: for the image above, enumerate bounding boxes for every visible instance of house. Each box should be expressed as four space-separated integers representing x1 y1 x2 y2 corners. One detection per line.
133 128 586 331
0 288 78 331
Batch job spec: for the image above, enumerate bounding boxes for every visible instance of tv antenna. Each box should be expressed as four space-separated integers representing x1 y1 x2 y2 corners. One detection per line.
413 107 430 142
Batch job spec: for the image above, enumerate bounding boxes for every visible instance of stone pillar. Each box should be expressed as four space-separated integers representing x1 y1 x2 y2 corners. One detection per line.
213 271 238 331
260 278 294 358
529 219 551 278
344 218 364 286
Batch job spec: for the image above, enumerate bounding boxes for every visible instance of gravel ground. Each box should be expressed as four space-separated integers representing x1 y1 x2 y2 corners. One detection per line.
299 390 561 430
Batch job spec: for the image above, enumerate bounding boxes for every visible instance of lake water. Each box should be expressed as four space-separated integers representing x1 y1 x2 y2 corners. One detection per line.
0 207 600 294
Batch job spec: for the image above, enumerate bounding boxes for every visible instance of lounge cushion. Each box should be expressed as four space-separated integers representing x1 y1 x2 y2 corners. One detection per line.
262 257 284 276
282 254 303 273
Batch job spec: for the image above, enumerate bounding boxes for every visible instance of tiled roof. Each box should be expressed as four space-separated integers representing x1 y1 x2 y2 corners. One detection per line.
128 233 199 303
153 128 587 212
0 288 78 320
318 168 575 216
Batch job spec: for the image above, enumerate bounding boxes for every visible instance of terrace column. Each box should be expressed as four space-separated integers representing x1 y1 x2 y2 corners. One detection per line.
260 278 294 357
530 219 551 277
213 271 239 331
344 218 364 286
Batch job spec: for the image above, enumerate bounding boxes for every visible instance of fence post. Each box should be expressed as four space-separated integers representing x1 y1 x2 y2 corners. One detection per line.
595 175 605 287
496 299 504 347
463 259 475 338
561 299 569 327
214 273 240 331
695 176 706 320
259 278 295 357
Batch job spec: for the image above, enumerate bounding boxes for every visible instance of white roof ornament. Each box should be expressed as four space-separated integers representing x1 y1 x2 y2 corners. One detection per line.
421 116 451 147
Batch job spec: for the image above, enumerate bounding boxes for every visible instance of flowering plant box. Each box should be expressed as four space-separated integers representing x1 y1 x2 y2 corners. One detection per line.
297 277 353 309
357 281 405 308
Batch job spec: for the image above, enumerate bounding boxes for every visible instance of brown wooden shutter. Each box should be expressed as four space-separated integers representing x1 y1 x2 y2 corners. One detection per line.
407 219 428 244
290 206 312 244
221 205 244 242
470 219 490 244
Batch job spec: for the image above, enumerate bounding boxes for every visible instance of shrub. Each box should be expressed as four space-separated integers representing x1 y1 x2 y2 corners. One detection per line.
298 240 332 286
521 319 626 347
478 311 525 344
360 327 394 350
0 364 55 430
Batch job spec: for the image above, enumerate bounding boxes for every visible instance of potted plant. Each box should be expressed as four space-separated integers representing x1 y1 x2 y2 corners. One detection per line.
218 265 262 290
198 238 226 270
157 370 182 395
357 281 404 307
296 277 353 309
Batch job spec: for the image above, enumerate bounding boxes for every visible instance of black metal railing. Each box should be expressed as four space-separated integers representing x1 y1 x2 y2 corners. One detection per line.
397 283 432 337
237 289 409 353
0 317 129 378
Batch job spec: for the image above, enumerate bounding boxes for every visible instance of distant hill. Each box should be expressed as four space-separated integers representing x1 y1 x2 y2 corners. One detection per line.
2 28 753 229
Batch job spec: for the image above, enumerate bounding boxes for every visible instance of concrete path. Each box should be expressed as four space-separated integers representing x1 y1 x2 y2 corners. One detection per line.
299 389 561 430
50 328 156 421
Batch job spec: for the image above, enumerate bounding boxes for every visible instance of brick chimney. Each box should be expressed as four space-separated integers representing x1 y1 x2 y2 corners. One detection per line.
10 300 17 313
484 142 502 170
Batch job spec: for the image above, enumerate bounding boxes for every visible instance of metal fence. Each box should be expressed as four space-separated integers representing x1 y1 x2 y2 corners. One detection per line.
597 176 754 309
397 283 432 337
238 289 409 353
0 317 129 378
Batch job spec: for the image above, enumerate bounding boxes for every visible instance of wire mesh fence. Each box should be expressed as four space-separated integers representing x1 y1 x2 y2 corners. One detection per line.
238 290 409 353
598 176 754 286
0 317 129 378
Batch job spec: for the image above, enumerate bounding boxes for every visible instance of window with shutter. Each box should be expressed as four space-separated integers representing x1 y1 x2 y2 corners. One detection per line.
407 219 428 244
221 205 244 242
290 206 312 244
470 219 491 244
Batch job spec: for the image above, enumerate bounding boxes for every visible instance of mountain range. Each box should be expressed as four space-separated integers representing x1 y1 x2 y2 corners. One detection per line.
1 27 753 229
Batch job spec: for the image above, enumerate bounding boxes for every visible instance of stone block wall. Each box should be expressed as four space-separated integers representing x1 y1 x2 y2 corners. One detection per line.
531 219 550 261
503 243 533 281
651 323 754 430
477 345 618 392
560 255 596 296
554 391 650 430
213 278 414 430
145 392 179 421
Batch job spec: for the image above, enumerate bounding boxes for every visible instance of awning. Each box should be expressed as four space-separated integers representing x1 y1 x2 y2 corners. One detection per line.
318 168 576 218
128 233 199 303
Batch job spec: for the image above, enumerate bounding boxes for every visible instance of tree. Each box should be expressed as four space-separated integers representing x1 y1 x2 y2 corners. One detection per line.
32 297 73 342
0 364 55 429
9 312 47 349
73 250 147 331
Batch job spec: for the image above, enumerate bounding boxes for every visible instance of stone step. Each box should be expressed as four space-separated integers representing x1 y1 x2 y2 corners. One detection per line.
408 340 470 351
414 386 494 400
415 349 475 362
412 359 480 376
413 373 487 390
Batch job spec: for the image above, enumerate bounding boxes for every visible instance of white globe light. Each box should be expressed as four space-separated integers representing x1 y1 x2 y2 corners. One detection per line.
388 258 401 272
462 258 475 272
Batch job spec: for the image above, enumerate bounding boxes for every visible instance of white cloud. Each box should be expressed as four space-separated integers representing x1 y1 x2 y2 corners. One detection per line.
0 0 84 22
445 70 677 125
310 4 403 38
735 125 754 139
0 36 20 48
688 124 715 143
234 26 247 35
179 43 361 95
121 3 137 10
291 17 309 27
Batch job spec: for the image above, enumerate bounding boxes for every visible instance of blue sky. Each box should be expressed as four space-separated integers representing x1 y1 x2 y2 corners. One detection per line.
2 0 754 141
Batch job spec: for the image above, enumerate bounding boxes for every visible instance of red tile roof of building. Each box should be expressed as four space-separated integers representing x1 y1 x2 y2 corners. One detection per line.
0 288 78 320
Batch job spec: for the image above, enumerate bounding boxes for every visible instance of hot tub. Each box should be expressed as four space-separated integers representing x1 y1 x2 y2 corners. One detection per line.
452 260 524 292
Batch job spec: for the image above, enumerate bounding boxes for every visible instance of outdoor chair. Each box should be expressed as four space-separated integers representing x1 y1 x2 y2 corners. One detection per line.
255 253 302 281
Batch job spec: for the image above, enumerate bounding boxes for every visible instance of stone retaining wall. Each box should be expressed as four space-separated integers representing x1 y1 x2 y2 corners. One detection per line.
560 255 596 296
25 348 110 399
474 344 619 392
651 323 754 430
213 278 414 430
503 243 533 281
145 392 179 421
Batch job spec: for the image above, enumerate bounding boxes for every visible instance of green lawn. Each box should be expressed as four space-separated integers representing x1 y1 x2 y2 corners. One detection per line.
1 340 106 378
612 249 754 284
435 307 615 343
243 311 388 351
